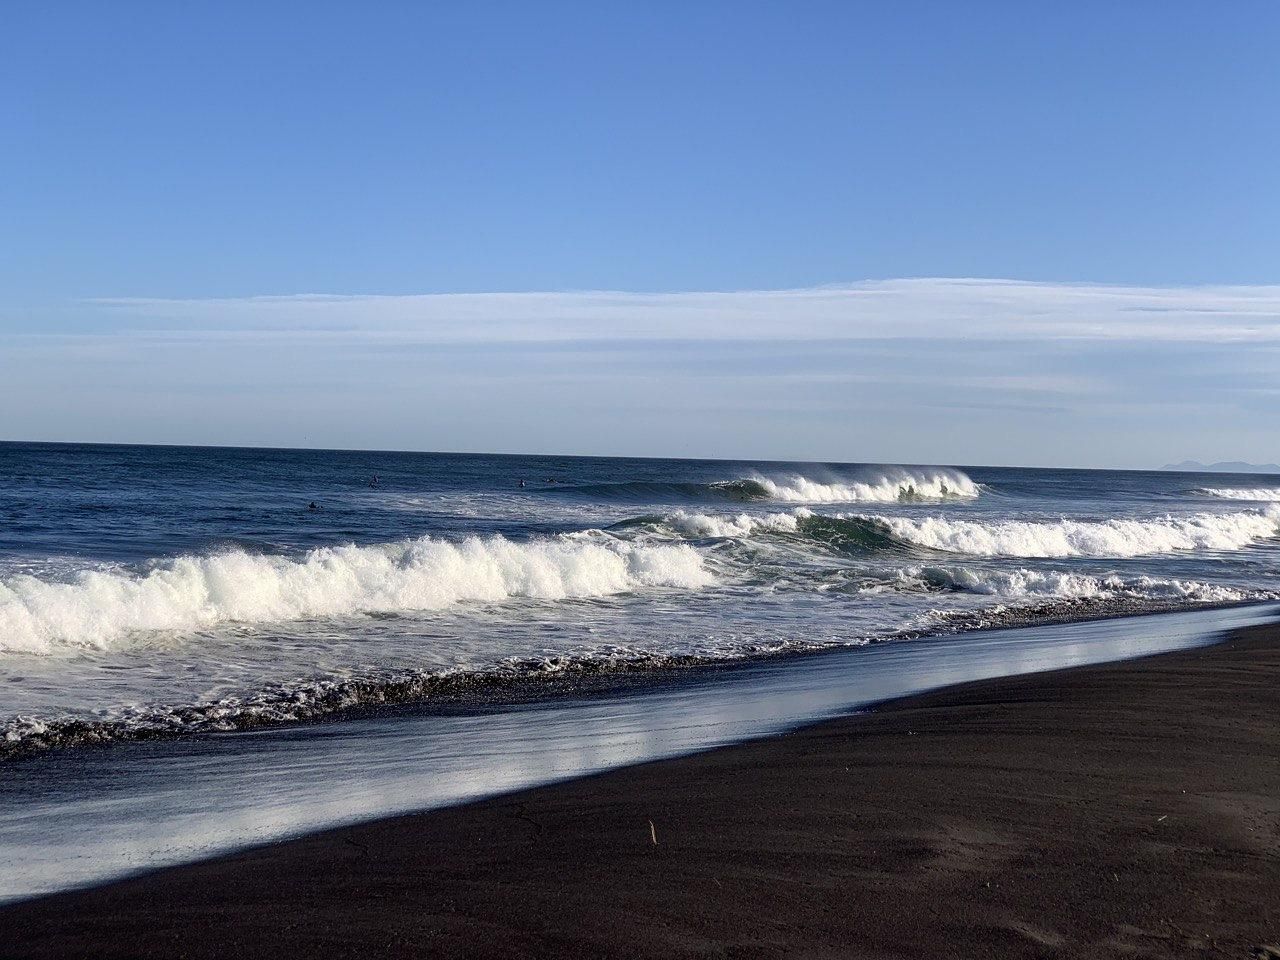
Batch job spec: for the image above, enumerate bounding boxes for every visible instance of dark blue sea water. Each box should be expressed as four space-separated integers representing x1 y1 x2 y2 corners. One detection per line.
2 441 1279 756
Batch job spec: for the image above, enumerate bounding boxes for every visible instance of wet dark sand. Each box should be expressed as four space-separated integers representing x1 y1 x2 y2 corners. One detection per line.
3 624 1277 959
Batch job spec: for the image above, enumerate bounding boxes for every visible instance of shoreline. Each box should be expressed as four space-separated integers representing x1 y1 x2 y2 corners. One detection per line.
2 620 1277 957
7 594 1269 764
3 603 1271 905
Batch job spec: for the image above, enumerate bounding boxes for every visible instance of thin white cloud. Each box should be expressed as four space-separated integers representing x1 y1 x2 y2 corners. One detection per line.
87 278 1280 343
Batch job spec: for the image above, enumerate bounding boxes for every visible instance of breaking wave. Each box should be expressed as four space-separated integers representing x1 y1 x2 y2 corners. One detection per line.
630 507 1266 601
867 506 1280 558
0 535 713 655
631 505 1280 560
1199 487 1280 501
3 569 1265 760
654 509 809 539
909 565 1255 602
740 466 979 503
554 467 979 505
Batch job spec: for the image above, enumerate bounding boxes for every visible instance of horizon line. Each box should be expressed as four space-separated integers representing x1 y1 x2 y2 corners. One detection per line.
4 436 1276 478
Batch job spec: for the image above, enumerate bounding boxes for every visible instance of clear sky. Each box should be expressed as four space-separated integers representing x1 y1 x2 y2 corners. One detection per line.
2 2 1278 467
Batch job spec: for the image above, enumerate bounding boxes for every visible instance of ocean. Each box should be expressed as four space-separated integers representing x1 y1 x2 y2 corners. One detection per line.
3 441 1279 759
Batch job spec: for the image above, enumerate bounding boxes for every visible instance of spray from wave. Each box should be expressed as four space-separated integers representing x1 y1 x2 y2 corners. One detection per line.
0 535 713 655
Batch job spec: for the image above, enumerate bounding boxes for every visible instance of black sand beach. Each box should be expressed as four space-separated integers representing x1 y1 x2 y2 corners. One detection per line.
3 623 1277 959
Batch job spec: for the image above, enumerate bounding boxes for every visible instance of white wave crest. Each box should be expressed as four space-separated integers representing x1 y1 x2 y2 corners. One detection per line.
913 565 1250 602
0 536 714 655
868 506 1280 558
752 467 979 503
1199 487 1280 501
660 509 810 538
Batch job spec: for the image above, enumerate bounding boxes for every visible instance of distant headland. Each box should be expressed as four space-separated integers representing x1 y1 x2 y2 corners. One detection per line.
1162 460 1280 474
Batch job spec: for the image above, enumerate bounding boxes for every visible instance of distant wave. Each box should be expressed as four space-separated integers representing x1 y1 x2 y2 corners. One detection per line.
544 479 764 503
1198 487 1280 501
0 536 713 655
744 467 979 503
869 506 1280 558
553 467 979 505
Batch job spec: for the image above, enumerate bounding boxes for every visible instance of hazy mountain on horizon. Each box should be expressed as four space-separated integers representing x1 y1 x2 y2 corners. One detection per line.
1162 460 1280 474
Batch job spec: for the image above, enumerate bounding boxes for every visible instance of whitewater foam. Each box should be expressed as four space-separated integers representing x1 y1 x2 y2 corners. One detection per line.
0 535 714 655
910 565 1252 602
1199 487 1280 501
864 506 1280 558
659 509 811 539
747 467 979 503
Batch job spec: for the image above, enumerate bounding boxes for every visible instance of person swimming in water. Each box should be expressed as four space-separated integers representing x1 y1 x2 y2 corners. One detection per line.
308 501 319 510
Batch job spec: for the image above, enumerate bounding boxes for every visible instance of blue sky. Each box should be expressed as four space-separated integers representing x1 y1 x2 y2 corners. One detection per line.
2 2 1278 466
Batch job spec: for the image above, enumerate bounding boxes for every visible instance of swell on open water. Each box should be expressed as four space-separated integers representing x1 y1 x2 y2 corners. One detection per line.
2 443 1278 758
